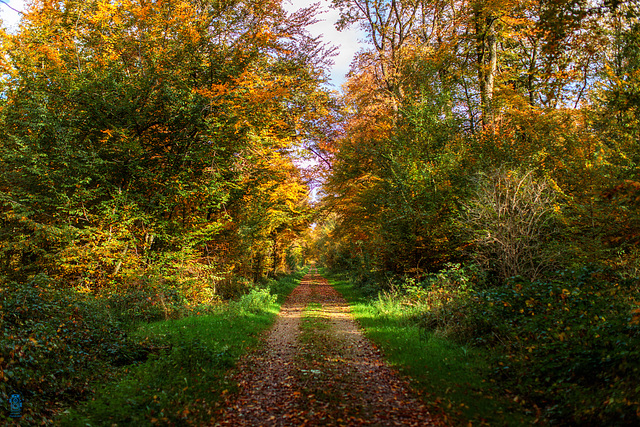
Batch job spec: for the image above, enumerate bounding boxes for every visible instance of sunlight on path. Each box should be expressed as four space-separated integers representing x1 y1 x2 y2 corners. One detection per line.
215 267 433 426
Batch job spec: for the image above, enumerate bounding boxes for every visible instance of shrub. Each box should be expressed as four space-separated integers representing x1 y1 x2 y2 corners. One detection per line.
106 287 166 324
229 288 276 314
215 275 253 300
463 167 563 283
408 263 480 340
0 275 146 424
460 267 640 424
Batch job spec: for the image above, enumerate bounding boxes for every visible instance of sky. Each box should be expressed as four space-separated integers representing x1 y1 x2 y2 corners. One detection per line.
0 0 24 33
0 0 363 89
283 0 364 88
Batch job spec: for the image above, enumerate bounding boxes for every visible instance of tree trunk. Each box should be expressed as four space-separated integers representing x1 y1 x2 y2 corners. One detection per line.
474 4 497 130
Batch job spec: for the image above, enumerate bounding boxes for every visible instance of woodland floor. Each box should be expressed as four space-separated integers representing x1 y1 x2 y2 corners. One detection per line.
215 268 434 426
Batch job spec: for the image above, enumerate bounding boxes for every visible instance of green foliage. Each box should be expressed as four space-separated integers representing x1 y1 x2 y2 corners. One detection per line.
406 264 640 424
215 275 255 300
59 313 253 426
0 275 143 424
228 268 307 313
362 263 475 326
228 288 277 315
460 267 640 424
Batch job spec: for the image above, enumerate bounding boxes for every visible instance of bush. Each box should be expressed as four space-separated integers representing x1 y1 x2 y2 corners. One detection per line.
106 288 166 324
364 263 480 339
463 167 563 283
405 263 480 340
0 275 146 424
409 263 640 423
215 275 254 300
229 288 276 314
459 267 640 424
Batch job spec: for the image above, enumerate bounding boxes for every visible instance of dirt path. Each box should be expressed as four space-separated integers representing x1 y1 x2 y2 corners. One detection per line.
216 268 434 426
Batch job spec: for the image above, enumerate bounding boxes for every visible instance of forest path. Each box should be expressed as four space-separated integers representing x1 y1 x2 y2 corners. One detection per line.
215 267 434 426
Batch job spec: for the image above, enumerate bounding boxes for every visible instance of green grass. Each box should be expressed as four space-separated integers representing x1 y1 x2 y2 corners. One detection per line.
57 268 306 426
321 268 537 426
300 302 329 334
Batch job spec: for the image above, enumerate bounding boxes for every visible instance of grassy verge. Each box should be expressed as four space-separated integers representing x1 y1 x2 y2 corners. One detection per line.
321 268 537 426
56 268 306 426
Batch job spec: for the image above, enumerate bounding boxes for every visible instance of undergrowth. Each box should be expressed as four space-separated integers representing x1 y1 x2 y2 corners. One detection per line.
55 268 304 425
458 268 640 425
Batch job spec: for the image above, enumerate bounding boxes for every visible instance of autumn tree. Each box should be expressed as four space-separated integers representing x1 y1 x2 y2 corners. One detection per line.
0 0 333 293
319 0 640 283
